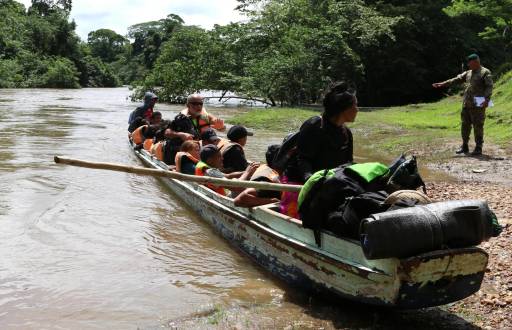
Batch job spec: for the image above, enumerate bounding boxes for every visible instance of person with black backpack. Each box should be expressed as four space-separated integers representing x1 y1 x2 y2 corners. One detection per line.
158 114 200 165
295 82 358 183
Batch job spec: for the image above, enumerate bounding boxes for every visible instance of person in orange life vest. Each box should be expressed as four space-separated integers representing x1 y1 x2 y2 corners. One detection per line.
128 116 148 134
180 94 225 135
150 128 166 161
221 125 253 173
200 128 229 148
175 140 200 175
131 112 162 145
142 112 163 151
234 144 282 208
195 144 258 196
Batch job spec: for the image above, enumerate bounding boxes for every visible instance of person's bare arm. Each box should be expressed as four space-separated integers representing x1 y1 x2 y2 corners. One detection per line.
164 128 194 141
208 114 225 131
234 188 280 208
239 162 259 181
224 171 243 179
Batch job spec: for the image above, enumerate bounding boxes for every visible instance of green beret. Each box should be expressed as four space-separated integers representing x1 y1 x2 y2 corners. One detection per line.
467 53 479 61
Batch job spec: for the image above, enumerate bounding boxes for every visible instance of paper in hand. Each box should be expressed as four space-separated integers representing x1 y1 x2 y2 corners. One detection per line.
474 97 494 107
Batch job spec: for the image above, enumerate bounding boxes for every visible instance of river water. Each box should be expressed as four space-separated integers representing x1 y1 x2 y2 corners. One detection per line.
0 88 469 329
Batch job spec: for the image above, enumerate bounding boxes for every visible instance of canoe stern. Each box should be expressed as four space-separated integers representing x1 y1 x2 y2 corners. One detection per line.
396 247 488 309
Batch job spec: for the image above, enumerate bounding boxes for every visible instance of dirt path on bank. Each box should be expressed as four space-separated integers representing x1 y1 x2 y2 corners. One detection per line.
426 142 512 186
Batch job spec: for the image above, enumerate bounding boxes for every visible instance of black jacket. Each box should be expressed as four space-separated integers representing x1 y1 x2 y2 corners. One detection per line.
128 92 157 125
296 116 353 182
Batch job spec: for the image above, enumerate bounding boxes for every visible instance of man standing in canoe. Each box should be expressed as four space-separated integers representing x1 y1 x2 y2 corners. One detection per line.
181 94 225 136
433 54 493 156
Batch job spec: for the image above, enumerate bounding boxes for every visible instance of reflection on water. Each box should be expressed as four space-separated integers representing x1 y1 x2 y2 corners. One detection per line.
0 88 462 329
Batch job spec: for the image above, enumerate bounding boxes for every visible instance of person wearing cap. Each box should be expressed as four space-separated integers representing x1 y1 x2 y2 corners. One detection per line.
195 144 258 196
200 128 228 148
181 94 225 136
128 91 158 126
433 54 493 156
220 125 254 172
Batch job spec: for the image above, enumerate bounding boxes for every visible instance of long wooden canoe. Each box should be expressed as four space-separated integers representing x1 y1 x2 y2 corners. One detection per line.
132 144 488 309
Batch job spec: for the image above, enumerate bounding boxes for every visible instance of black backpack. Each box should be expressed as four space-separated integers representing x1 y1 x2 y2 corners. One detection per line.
272 116 323 178
387 155 426 193
272 132 299 174
162 138 183 165
171 114 199 139
159 114 200 165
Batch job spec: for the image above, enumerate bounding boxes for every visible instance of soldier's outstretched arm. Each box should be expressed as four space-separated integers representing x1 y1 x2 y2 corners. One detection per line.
433 71 468 88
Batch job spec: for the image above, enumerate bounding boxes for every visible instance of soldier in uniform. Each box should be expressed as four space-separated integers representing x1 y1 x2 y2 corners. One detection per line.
433 54 493 155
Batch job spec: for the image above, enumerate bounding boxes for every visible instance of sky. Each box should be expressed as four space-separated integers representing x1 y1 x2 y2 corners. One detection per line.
16 0 244 40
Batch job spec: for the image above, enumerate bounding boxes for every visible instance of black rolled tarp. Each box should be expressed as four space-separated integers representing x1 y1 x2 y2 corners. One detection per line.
360 200 496 260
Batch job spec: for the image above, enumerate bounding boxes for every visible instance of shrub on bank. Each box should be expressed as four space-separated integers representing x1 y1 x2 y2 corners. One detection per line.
40 57 80 89
0 55 81 88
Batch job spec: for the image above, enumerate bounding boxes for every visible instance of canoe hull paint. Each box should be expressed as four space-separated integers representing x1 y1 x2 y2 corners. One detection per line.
132 146 488 309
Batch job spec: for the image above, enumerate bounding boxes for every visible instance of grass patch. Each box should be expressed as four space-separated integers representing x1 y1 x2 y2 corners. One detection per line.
207 304 227 325
230 107 319 132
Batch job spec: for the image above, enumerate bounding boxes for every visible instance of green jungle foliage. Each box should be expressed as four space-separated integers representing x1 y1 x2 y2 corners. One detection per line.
136 0 511 106
0 0 511 107
0 0 117 88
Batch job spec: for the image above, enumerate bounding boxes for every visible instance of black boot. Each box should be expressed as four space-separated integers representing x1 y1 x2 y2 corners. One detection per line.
456 143 469 154
471 145 482 156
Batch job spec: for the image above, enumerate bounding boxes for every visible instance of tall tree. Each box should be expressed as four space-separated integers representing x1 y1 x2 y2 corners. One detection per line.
29 0 72 16
87 29 128 63
444 0 512 48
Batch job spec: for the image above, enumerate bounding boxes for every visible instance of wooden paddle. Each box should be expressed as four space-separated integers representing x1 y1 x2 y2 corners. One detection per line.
54 156 302 193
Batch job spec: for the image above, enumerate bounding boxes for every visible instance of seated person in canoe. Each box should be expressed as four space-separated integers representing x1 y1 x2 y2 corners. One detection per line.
195 144 258 197
219 125 252 173
128 91 158 129
234 144 282 208
180 94 225 135
175 141 200 175
130 112 163 149
200 128 228 148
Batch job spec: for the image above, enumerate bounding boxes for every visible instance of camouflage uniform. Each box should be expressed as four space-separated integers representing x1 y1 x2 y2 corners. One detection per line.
443 67 493 147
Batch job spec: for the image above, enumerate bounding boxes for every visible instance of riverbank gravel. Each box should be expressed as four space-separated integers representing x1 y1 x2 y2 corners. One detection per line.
428 181 512 329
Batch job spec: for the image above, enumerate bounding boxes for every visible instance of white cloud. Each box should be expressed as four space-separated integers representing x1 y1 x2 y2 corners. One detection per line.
16 0 244 40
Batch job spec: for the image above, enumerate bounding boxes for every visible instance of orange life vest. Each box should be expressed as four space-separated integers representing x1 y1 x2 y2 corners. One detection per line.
195 161 226 196
175 152 199 173
206 137 229 149
181 108 211 134
132 125 147 145
181 108 223 134
250 164 280 183
143 138 153 151
151 141 164 161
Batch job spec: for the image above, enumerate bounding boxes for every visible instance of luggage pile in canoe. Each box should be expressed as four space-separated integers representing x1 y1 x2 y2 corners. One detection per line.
129 141 502 309
361 200 499 259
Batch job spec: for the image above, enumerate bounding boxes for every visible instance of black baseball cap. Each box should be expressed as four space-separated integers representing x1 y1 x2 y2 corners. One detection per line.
200 128 220 143
200 144 220 162
227 125 253 141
